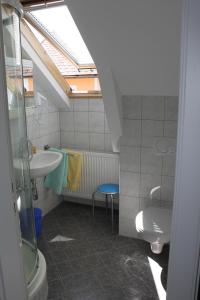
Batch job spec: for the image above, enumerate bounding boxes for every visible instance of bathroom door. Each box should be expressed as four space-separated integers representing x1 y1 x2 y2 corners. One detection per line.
1 3 38 284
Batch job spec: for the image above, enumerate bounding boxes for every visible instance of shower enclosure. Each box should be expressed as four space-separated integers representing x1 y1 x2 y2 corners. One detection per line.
1 2 38 285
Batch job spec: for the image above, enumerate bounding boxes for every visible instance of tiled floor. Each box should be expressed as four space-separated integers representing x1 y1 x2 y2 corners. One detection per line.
38 200 169 300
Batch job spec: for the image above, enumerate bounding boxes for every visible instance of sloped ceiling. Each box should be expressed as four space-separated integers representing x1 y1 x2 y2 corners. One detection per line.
65 0 182 96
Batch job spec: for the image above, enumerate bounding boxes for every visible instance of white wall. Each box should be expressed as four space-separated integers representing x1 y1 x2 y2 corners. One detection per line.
66 0 182 96
119 95 178 237
60 98 113 152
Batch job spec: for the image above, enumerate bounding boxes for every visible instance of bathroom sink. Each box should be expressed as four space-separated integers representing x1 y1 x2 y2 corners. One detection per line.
30 151 62 178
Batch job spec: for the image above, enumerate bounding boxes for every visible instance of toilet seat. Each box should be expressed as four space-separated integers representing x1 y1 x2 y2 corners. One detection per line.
136 207 172 254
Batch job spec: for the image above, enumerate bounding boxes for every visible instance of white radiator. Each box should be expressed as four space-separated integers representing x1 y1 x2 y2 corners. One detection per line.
63 150 119 200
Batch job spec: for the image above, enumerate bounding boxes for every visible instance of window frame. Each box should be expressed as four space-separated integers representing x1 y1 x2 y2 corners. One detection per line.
21 15 102 99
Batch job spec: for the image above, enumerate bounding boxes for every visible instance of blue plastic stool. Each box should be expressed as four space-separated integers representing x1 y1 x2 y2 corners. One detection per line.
92 183 119 231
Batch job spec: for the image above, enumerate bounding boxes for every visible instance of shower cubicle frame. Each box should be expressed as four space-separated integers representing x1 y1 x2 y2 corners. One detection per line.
0 3 27 300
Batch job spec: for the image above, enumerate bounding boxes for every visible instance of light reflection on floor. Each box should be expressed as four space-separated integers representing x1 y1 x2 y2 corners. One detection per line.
148 256 166 300
50 235 74 243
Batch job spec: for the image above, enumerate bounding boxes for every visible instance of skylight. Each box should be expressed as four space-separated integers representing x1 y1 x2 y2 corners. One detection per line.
31 5 94 65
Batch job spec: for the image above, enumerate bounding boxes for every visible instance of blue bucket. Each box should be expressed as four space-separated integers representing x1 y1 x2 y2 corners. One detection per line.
34 208 42 239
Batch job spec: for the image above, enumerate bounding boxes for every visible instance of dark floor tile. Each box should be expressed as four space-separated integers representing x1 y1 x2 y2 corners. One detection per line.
56 260 74 278
47 264 60 282
99 287 127 300
40 200 168 300
61 271 102 294
48 249 69 265
48 279 64 299
42 251 54 266
76 253 104 273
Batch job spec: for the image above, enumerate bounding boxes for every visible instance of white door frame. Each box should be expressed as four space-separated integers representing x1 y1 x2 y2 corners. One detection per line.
167 0 200 299
0 5 27 300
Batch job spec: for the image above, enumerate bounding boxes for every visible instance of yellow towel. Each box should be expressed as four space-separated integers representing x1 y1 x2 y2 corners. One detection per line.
66 149 83 191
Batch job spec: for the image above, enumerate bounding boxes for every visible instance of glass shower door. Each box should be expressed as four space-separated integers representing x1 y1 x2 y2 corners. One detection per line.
1 4 38 284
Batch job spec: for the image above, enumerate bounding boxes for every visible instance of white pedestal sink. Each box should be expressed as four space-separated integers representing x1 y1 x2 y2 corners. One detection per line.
30 150 63 178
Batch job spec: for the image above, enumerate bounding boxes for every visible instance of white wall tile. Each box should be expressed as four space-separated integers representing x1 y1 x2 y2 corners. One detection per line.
47 99 58 113
27 117 40 140
142 120 164 137
161 176 174 201
167 138 177 153
89 133 105 151
139 197 161 210
89 99 104 112
119 195 140 238
142 136 159 148
74 132 90 150
164 121 177 137
25 89 62 215
39 113 49 137
121 119 141 147
141 147 162 175
31 137 39 149
60 131 75 148
119 95 178 238
73 99 89 111
153 137 177 154
142 96 165 120
139 174 161 199
119 216 138 238
60 111 74 131
26 116 32 138
120 146 140 173
122 95 142 119
120 171 140 197
160 201 173 209
119 195 140 219
89 112 104 133
36 135 49 149
49 131 60 147
74 111 89 132
165 96 178 120
162 154 176 176
59 98 112 152
61 99 74 112
104 134 113 152
48 112 59 133
104 115 111 133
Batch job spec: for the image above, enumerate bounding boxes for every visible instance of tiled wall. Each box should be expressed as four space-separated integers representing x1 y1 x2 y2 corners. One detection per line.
25 96 112 214
26 97 61 215
60 98 113 152
26 97 60 150
119 95 178 237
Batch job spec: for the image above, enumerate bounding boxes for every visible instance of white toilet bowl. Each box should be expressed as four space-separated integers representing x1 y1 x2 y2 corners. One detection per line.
135 207 172 254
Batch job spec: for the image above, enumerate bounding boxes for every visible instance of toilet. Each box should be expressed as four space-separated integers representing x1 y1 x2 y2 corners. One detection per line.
135 207 172 254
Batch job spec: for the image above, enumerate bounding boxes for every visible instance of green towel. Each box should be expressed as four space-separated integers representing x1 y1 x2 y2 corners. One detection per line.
44 148 68 195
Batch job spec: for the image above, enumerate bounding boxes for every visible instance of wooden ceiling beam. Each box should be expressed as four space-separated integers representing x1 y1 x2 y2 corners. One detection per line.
20 0 62 7
21 18 71 95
